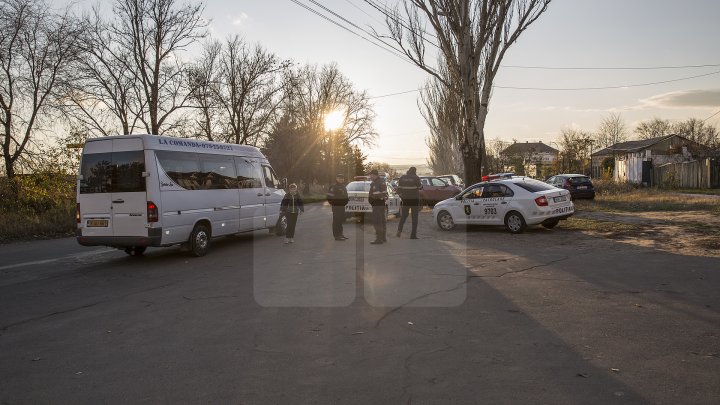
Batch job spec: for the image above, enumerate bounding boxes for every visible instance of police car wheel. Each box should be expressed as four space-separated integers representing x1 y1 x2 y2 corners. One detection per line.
189 224 211 257
437 210 455 231
505 211 527 234
541 219 560 229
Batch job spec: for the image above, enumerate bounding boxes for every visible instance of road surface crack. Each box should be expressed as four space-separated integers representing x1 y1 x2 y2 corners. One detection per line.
470 256 570 278
1 282 177 331
375 279 468 328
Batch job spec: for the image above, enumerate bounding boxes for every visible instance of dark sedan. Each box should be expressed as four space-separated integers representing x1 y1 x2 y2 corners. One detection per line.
546 174 596 199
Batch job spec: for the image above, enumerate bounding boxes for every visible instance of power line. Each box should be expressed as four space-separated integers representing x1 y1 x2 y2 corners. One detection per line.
368 89 420 99
494 69 720 90
704 109 720 122
289 0 410 64
502 63 720 70
367 69 720 98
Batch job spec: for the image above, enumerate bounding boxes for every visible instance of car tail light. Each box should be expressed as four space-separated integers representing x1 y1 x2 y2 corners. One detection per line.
147 201 159 223
76 203 81 223
534 196 549 206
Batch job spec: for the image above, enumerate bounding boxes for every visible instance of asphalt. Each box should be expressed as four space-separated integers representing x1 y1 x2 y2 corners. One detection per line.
1 203 719 404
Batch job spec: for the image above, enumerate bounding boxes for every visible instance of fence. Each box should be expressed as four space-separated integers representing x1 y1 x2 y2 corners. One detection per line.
652 158 718 189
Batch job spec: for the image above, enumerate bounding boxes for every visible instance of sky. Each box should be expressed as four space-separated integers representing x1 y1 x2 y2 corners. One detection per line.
67 0 720 165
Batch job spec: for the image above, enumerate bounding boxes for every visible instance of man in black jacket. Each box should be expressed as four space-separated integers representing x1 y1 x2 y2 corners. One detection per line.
396 166 423 239
368 169 389 244
326 173 349 241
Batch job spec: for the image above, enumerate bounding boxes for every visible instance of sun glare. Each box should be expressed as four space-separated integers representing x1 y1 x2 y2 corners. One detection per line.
324 109 345 131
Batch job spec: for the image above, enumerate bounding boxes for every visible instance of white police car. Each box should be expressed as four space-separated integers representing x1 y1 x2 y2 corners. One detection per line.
432 177 574 233
345 180 401 218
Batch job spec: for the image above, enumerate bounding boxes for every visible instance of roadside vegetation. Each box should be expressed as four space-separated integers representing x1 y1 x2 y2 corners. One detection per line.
559 180 720 256
575 181 720 214
0 175 76 243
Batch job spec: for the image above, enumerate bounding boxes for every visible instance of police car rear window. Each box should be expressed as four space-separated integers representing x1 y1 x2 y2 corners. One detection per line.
514 179 556 193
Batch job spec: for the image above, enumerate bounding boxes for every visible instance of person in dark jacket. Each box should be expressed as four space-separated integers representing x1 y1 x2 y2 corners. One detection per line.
280 183 304 244
368 169 389 244
327 173 349 241
396 166 423 239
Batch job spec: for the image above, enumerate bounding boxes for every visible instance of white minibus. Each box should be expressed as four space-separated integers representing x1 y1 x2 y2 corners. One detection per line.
76 134 286 256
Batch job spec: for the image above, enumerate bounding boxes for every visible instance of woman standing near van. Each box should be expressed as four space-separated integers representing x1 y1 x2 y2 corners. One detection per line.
280 184 304 244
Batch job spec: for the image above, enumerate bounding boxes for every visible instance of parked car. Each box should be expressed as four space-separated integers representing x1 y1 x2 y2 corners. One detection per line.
546 174 596 200
437 174 465 189
345 180 401 221
419 176 463 206
482 172 515 181
432 177 574 234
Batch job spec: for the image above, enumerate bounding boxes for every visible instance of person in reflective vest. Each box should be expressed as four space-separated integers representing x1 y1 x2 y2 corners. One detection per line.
368 169 389 244
326 173 349 241
396 166 423 239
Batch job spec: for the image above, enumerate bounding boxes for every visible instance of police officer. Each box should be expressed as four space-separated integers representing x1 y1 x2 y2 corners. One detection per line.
327 173 349 241
368 169 389 244
396 166 423 239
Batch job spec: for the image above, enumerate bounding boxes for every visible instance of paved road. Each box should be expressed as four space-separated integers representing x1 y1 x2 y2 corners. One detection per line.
1 203 719 404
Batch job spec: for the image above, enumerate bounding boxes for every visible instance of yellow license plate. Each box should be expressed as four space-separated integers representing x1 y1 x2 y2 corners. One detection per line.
87 219 109 227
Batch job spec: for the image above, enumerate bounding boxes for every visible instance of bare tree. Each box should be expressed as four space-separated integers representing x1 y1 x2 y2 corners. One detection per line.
213 36 288 146
0 0 86 179
187 39 222 141
672 118 719 149
63 7 143 136
109 0 207 134
485 137 509 173
634 117 673 140
595 112 628 148
385 0 551 184
273 63 378 186
557 128 593 174
420 63 463 175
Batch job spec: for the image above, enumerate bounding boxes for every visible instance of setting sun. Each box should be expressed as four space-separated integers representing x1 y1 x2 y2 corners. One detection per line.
324 109 345 131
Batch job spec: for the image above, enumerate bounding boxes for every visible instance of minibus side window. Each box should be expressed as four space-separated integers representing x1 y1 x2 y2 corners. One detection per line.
262 165 278 189
156 151 202 190
236 158 263 189
200 155 237 189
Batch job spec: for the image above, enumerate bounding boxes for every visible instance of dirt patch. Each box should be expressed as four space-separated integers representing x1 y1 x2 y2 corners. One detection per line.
563 210 720 257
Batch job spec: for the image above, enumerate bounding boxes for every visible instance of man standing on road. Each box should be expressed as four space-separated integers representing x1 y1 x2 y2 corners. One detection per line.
327 173 349 241
396 166 423 239
368 169 389 245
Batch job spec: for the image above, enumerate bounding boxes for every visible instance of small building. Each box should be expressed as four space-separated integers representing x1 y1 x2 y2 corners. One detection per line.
501 141 558 178
591 134 712 185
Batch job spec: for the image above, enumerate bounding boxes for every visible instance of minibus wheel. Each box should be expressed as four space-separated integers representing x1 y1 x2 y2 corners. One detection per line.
189 224 211 257
124 246 147 256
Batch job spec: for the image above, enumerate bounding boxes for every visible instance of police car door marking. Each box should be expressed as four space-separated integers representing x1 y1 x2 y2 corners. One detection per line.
464 205 471 215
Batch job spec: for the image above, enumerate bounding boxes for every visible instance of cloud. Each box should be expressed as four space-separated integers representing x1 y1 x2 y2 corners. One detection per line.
640 89 720 109
230 12 250 26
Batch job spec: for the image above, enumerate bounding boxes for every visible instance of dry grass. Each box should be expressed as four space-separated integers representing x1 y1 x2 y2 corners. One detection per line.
558 217 644 236
0 202 76 243
574 188 720 214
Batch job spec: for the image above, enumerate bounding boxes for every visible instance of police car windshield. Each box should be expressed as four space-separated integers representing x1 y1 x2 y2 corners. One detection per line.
346 181 371 192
